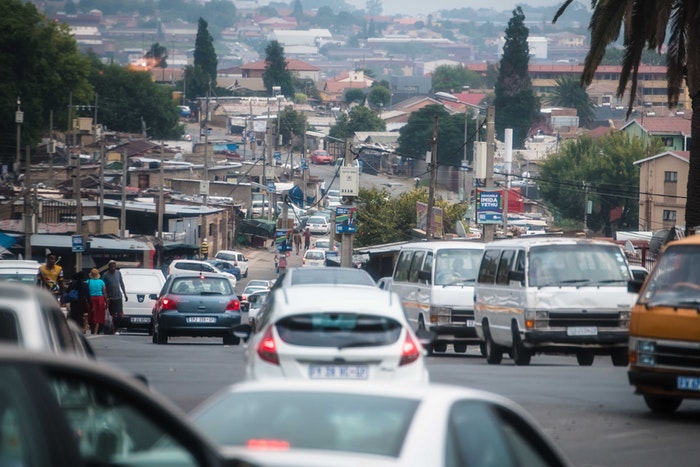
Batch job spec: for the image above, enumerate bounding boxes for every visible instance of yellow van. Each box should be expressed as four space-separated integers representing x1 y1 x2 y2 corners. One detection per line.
628 235 700 413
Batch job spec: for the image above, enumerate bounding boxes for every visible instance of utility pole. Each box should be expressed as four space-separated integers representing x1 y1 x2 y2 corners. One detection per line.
302 121 307 208
49 111 55 183
158 141 165 268
120 151 127 239
340 139 354 267
502 128 512 235
483 106 496 243
203 84 210 206
583 182 589 235
15 97 22 175
426 115 438 241
24 146 31 259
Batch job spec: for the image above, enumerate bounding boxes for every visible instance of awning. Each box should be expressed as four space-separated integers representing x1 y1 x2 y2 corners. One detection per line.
236 219 277 238
161 242 199 251
0 232 17 249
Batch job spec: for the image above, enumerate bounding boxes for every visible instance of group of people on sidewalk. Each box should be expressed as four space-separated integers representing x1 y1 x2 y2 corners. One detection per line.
37 255 128 335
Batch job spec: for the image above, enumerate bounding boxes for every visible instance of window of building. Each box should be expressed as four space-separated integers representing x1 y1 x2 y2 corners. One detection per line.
664 171 678 183
663 210 677 221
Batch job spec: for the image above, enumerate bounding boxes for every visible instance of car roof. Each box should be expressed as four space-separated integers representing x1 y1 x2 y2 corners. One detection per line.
167 271 228 279
269 286 404 319
277 267 376 287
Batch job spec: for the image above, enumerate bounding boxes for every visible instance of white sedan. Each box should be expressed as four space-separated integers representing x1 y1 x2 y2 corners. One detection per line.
190 381 572 467
234 285 430 383
305 216 330 235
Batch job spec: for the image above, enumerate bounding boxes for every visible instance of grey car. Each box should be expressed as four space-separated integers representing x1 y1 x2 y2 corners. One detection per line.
0 282 93 359
151 272 242 345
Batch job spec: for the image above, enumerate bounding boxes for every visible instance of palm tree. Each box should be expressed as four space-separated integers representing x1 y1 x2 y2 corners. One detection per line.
554 1 700 235
547 76 597 128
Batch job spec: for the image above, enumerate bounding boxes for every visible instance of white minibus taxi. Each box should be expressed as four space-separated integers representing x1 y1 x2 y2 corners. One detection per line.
389 241 485 354
474 237 636 366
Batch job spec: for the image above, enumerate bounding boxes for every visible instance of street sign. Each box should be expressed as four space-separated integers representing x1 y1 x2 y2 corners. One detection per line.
71 235 84 253
476 188 503 224
274 151 281 160
267 182 276 193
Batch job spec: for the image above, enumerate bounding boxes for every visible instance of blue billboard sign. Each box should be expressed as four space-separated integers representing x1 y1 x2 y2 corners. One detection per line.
476 188 504 225
335 206 357 234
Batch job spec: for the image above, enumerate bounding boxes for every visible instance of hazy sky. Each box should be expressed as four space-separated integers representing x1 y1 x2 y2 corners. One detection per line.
346 0 566 16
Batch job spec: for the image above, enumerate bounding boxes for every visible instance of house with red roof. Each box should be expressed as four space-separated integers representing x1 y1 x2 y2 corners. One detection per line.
620 116 692 152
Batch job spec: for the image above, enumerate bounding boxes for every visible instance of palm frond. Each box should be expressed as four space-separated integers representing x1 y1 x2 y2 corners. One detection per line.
552 0 576 24
581 0 629 85
667 2 688 107
654 1 673 50
618 1 651 116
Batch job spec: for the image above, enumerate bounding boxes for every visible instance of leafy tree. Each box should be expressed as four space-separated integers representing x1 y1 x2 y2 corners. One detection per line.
293 77 320 102
546 76 596 129
89 58 182 140
368 85 391 109
344 88 365 105
600 47 666 67
262 41 294 98
366 0 382 16
431 65 485 93
314 6 335 28
538 133 641 235
397 105 473 168
554 0 700 234
145 42 168 78
184 18 217 98
0 0 92 157
494 7 539 148
329 107 385 139
257 5 278 17
201 0 237 32
277 106 307 150
292 0 304 23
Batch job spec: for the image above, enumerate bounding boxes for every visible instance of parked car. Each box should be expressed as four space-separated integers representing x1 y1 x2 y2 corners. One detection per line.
0 259 41 285
0 348 230 467
239 284 268 313
118 268 165 334
213 250 249 277
0 282 94 359
313 238 340 251
206 259 241 281
167 259 236 288
302 249 326 267
246 279 274 289
235 285 430 382
151 272 242 345
310 149 333 164
271 267 376 290
305 216 330 235
190 380 572 467
246 290 269 326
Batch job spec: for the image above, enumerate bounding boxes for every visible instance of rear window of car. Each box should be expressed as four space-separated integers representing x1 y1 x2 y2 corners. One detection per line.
308 217 326 224
175 262 215 273
215 252 237 261
276 313 402 347
170 277 233 295
289 269 375 287
305 251 325 260
0 310 19 343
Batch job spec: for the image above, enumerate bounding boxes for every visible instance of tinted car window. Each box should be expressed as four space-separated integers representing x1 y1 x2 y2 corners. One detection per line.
408 251 426 283
478 249 501 284
276 313 402 347
171 277 233 295
288 269 375 287
394 251 414 282
0 310 19 343
496 250 516 285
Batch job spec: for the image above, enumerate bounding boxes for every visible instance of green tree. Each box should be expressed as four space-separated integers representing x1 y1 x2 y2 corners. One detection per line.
292 0 304 23
600 47 666 67
554 0 700 234
314 6 335 28
277 106 307 150
368 85 391 109
0 0 92 157
89 59 182 140
494 7 539 148
538 133 641 235
431 65 486 93
262 40 294 98
344 88 365 105
145 42 168 78
329 107 385 139
366 0 382 16
184 18 217 98
546 76 596 129
397 105 472 168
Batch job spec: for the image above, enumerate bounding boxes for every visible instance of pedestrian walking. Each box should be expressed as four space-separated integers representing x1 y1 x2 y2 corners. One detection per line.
87 268 108 335
37 253 64 302
293 231 302 255
66 271 90 332
200 238 209 259
303 227 312 251
278 253 288 275
274 254 280 275
102 260 128 334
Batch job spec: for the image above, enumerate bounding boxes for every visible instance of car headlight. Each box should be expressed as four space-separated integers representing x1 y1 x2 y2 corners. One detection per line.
636 339 656 366
524 310 548 329
619 310 631 327
429 306 451 325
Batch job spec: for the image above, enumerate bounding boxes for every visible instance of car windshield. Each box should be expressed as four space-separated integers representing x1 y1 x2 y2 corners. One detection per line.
434 249 483 286
289 269 375 287
639 245 700 307
193 391 419 457
528 244 630 287
170 277 232 295
0 272 38 285
308 217 326 224
276 312 403 348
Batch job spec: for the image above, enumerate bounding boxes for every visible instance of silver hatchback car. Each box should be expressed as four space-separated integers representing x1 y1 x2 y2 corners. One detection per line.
0 282 94 358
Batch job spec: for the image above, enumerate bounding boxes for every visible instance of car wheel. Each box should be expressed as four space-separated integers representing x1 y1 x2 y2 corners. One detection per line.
511 324 531 366
479 342 487 357
576 350 595 366
611 348 629 367
484 324 503 365
643 394 682 414
223 334 240 345
433 343 447 353
453 343 467 353
156 329 168 345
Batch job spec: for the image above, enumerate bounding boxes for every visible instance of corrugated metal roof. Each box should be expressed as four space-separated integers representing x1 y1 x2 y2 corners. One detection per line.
30 234 153 251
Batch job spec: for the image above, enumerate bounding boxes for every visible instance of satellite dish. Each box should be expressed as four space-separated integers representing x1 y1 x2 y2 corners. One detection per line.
649 230 668 255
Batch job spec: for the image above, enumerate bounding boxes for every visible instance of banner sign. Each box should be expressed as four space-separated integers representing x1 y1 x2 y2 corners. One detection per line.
335 206 357 234
476 188 503 224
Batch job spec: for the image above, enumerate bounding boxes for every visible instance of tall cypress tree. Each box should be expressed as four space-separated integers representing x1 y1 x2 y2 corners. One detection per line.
263 40 294 98
493 7 539 148
193 17 217 89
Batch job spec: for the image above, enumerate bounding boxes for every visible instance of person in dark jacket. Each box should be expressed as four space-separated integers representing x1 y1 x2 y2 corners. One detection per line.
67 271 91 332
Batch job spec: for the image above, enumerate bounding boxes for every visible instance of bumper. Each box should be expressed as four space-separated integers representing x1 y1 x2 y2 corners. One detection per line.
157 312 241 337
118 314 152 332
523 329 628 352
428 324 480 344
629 367 700 399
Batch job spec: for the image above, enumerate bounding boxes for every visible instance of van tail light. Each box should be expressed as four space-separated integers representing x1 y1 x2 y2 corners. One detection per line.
160 297 178 311
399 332 420 366
257 326 279 365
226 299 240 311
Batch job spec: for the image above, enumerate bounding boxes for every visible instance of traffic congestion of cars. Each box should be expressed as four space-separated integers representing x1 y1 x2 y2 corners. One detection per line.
4 231 700 466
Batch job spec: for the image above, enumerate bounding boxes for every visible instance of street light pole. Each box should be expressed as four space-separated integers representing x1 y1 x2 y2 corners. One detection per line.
15 97 23 175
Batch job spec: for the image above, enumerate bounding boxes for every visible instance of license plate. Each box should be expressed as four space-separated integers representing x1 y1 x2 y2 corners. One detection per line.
309 365 368 380
465 320 475 328
567 326 598 336
186 317 216 323
677 376 700 391
131 317 150 324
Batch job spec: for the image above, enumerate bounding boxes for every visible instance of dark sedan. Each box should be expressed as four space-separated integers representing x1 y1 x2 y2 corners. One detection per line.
152 272 241 345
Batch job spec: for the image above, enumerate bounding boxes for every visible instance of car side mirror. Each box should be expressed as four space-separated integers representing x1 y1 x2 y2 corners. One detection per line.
418 270 431 284
509 270 525 284
628 279 643 294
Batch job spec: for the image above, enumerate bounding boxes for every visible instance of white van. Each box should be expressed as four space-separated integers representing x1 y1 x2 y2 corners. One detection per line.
0 260 41 285
389 241 485 354
119 268 166 334
474 237 636 366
